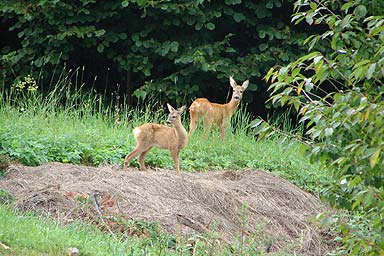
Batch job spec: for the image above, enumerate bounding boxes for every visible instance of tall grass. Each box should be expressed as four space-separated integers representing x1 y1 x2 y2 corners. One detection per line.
0 70 327 194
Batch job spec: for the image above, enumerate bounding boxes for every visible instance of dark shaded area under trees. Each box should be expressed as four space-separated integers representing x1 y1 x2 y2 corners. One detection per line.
0 0 320 118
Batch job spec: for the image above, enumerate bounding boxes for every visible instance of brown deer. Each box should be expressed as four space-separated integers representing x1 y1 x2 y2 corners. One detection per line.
123 103 187 175
188 77 249 140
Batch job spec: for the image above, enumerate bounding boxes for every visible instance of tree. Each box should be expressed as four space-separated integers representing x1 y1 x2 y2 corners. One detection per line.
0 0 311 114
258 0 384 254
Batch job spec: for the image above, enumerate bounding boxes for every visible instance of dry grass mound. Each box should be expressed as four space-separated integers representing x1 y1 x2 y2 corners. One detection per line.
0 162 332 255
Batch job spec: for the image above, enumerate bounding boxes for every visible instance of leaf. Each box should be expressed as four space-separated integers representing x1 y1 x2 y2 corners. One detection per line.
349 175 362 189
121 1 129 7
293 99 300 111
264 67 276 82
297 81 303 95
366 63 376 79
324 128 334 136
233 12 246 23
305 12 315 25
354 5 367 18
225 47 236 53
206 22 215 30
266 1 273 9
195 22 203 30
97 44 104 53
259 43 268 51
341 2 355 13
170 41 179 52
250 118 263 129
370 147 381 168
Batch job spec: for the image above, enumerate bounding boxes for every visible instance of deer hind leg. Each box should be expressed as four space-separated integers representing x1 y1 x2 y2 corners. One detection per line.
123 148 142 170
202 116 213 139
170 149 180 175
188 110 198 137
138 147 152 171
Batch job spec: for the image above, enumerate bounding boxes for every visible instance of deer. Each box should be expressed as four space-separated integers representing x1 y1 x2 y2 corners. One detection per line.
188 77 249 140
123 103 188 175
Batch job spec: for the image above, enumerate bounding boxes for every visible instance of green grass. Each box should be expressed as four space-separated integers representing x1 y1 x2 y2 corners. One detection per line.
0 106 327 194
0 205 191 256
0 76 330 255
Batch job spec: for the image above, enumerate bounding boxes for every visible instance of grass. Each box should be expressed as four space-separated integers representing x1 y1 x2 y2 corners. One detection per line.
0 73 330 255
0 104 327 195
0 205 189 256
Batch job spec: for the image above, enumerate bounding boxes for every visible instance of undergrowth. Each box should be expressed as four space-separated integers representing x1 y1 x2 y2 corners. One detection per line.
0 77 327 195
0 71 331 255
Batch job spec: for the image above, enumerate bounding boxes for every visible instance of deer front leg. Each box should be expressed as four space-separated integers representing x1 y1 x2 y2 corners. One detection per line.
220 122 228 140
219 117 232 140
170 149 180 175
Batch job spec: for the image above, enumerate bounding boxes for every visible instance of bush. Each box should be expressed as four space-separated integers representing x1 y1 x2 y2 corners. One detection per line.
256 0 384 254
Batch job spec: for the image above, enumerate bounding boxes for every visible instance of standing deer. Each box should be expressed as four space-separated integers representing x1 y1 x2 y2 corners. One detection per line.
188 77 249 140
123 103 187 175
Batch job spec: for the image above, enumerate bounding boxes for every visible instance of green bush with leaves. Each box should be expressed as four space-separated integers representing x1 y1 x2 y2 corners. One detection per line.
0 0 310 106
256 0 384 254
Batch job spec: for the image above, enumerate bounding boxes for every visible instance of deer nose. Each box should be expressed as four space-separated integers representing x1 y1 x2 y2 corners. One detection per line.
166 120 171 126
234 95 240 100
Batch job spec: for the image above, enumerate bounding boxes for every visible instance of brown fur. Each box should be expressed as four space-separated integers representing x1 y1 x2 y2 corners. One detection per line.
189 77 249 140
123 104 187 175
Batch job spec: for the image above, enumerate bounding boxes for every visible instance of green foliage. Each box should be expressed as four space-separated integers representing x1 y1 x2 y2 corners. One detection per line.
0 75 325 196
0 0 309 105
0 154 10 177
257 0 384 254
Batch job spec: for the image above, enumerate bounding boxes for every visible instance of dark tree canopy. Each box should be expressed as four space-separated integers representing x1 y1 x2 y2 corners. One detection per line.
0 0 315 116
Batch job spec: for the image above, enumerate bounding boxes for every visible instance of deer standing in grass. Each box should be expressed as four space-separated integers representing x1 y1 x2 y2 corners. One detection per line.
123 103 187 175
188 77 249 140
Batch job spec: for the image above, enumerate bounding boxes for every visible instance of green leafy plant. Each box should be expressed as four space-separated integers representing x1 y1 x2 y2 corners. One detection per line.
0 154 10 177
256 0 384 254
0 0 311 106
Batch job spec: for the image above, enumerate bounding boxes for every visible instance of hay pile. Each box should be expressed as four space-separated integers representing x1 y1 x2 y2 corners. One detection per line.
0 163 332 255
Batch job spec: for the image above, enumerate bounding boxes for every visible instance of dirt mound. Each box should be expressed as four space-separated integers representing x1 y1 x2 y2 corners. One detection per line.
0 163 332 255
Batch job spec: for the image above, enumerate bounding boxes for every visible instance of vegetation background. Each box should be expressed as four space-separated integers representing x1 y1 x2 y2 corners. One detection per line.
0 0 315 118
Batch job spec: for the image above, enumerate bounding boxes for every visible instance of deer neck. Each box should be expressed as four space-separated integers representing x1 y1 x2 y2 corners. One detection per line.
226 97 240 116
173 121 188 145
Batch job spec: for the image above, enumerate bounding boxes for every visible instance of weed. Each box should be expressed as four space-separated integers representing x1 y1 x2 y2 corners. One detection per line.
0 154 10 177
0 189 14 204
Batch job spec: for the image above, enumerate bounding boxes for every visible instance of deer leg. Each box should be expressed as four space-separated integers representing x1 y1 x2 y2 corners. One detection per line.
189 112 198 137
123 148 141 170
202 117 213 140
138 147 151 171
220 122 228 140
170 149 180 175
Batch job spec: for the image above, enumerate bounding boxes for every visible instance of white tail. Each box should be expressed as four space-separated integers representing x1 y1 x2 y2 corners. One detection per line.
123 103 187 175
188 77 249 140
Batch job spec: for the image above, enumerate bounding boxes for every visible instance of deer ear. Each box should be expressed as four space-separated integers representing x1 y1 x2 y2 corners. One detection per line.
229 76 236 88
167 103 175 113
178 105 187 113
242 80 249 90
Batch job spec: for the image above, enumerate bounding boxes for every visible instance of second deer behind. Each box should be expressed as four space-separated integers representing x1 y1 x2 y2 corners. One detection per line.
189 77 249 140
